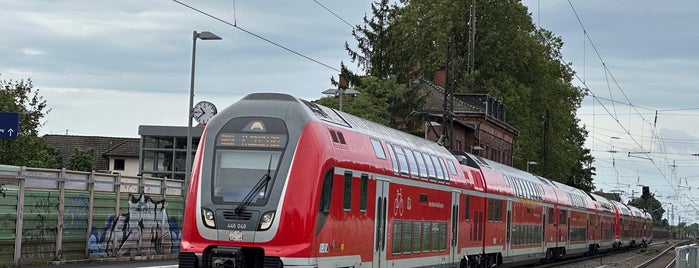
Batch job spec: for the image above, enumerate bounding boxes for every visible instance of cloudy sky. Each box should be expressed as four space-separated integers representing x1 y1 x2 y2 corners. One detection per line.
2 0 698 222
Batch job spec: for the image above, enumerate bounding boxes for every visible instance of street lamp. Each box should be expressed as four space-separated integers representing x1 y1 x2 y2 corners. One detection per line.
185 31 222 197
321 87 360 111
471 145 483 155
526 161 538 173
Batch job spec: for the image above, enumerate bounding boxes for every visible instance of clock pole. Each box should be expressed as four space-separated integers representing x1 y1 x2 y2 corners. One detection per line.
185 31 221 204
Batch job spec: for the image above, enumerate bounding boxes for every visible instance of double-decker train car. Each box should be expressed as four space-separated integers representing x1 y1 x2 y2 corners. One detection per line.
178 93 651 268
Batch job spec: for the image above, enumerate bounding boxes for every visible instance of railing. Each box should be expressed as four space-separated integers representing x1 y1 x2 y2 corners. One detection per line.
0 164 184 267
677 243 699 268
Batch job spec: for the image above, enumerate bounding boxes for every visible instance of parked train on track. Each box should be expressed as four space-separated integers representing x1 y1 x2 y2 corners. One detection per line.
178 93 653 268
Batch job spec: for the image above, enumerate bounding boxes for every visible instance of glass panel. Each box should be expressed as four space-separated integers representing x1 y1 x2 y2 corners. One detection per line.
413 221 422 252
392 220 402 254
155 151 173 171
213 149 281 203
402 220 412 253
422 221 430 252
431 222 439 251
343 171 352 210
393 145 410 176
439 222 447 250
360 174 368 211
174 151 187 172
175 137 188 149
404 149 419 178
414 152 428 179
370 138 386 159
430 155 445 181
143 151 155 171
423 154 437 180
144 136 157 148
386 144 399 175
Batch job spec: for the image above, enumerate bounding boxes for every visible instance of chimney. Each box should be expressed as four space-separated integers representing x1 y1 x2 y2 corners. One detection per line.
339 75 349 89
434 66 446 88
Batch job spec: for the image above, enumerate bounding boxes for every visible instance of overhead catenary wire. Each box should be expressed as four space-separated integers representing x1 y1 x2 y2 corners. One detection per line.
559 1 682 195
312 0 355 28
171 0 340 72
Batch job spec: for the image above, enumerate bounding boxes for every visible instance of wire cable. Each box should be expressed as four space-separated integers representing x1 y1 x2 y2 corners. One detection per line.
171 0 340 72
312 0 355 28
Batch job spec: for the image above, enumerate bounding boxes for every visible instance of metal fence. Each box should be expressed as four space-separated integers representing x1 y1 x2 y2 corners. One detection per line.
677 243 699 268
0 164 184 267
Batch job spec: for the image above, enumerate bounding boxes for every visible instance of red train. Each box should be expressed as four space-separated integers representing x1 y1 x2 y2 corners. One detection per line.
178 93 652 268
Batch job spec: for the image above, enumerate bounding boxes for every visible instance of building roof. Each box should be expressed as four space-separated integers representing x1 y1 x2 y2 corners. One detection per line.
414 79 519 136
42 135 140 171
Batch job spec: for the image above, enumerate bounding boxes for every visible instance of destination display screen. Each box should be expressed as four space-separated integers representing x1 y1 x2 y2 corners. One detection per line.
218 133 287 148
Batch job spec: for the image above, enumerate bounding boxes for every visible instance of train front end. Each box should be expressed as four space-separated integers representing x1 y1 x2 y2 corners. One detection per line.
179 93 320 268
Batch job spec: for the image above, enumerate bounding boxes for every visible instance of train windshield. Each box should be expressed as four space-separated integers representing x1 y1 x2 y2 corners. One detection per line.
213 149 281 204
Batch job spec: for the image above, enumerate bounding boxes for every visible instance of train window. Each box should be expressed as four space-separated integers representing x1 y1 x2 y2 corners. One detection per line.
320 169 334 213
414 151 428 180
213 150 281 204
423 153 437 180
402 220 413 253
559 210 567 225
438 222 447 251
343 171 352 211
431 222 440 252
548 208 554 224
512 179 521 198
464 195 471 220
422 222 431 252
447 160 458 175
385 143 399 175
430 155 445 181
393 145 410 176
370 138 386 159
360 174 368 212
404 149 420 178
413 221 422 253
392 220 402 254
437 157 449 181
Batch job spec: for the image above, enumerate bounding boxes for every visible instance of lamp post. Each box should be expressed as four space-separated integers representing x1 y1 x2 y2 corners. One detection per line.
185 31 221 199
321 87 360 111
526 161 538 173
471 145 483 155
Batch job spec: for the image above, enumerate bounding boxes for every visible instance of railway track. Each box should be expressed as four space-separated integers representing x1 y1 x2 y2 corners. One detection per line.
520 240 691 268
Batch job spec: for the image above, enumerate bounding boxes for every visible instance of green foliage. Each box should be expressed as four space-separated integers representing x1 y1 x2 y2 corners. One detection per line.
337 0 595 188
68 148 94 172
0 77 61 168
316 76 426 131
627 194 664 226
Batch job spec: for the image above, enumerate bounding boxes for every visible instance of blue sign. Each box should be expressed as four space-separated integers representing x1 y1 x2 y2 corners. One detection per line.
0 112 19 139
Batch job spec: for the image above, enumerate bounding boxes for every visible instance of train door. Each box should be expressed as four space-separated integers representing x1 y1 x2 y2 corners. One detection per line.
372 178 390 268
505 200 512 257
450 191 460 264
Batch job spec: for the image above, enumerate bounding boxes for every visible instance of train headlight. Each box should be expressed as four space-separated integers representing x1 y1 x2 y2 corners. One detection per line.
202 208 216 228
258 211 276 231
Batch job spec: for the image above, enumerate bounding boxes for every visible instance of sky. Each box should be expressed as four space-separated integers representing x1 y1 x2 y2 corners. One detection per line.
1 0 698 223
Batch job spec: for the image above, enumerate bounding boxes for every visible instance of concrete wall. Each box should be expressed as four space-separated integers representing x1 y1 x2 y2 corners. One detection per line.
0 165 184 267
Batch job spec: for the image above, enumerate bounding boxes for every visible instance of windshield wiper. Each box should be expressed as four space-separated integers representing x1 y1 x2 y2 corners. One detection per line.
235 155 273 215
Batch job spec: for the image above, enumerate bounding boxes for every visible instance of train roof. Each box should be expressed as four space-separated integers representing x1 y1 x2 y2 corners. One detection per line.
609 199 632 217
547 180 597 211
299 98 454 159
589 193 615 214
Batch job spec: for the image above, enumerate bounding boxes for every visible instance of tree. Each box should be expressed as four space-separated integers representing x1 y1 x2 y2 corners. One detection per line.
67 148 94 172
363 0 594 186
627 193 664 226
0 76 60 168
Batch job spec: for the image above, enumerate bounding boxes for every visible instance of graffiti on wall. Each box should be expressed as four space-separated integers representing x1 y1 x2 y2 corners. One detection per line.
87 193 181 258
